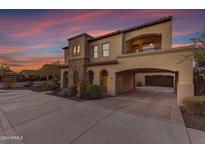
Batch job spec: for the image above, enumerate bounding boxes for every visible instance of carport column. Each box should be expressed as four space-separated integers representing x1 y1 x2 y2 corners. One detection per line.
108 71 117 96
177 83 194 105
177 70 194 106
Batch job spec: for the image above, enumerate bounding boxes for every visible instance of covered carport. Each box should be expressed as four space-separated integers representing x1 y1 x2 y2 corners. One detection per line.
108 46 194 106
116 68 178 94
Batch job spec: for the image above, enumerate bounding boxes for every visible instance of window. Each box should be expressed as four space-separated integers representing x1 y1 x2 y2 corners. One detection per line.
77 45 80 54
73 45 80 55
102 43 109 57
93 45 98 58
142 42 155 51
73 46 77 55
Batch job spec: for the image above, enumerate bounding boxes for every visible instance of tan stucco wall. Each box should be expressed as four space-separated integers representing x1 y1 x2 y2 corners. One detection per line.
87 20 172 64
124 21 172 50
88 34 123 63
117 71 135 93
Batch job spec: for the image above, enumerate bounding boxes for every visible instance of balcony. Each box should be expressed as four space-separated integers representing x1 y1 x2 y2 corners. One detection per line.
124 34 162 54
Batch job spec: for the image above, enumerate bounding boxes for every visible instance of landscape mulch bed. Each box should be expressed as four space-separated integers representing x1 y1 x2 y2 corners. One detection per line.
48 92 86 102
48 92 112 102
0 86 50 92
180 106 205 132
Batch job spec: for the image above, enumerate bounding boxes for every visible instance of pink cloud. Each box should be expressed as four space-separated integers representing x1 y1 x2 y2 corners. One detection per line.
173 30 194 36
172 42 193 48
0 56 63 72
0 45 25 54
0 44 53 54
7 10 111 38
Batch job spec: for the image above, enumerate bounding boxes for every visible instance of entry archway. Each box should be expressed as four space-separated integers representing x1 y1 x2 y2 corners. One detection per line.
63 71 68 88
87 70 94 84
100 69 108 94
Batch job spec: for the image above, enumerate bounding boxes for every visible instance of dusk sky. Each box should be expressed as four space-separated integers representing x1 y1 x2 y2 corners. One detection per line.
0 9 205 72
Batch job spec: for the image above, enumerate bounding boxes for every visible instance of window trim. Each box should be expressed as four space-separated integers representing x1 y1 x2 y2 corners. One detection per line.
102 42 110 57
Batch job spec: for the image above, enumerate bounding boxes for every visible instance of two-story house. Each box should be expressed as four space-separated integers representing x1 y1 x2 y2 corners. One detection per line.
60 16 195 105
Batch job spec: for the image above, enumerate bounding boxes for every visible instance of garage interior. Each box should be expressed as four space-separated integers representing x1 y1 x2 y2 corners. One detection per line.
116 68 178 95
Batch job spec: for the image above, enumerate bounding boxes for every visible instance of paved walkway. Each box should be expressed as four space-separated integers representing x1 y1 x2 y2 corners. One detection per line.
0 87 203 143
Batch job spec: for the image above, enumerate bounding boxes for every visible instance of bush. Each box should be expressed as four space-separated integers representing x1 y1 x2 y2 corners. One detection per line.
66 85 77 97
41 80 59 91
79 83 87 99
86 84 102 99
136 82 143 87
24 81 34 87
183 96 205 115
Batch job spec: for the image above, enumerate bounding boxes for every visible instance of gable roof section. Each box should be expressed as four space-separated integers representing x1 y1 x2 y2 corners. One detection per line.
68 33 93 41
64 16 172 48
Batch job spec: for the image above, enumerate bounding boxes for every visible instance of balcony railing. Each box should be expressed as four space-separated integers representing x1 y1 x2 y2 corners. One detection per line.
123 47 161 55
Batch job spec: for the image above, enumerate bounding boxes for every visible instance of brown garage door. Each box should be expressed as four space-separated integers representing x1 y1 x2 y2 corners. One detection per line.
145 75 174 87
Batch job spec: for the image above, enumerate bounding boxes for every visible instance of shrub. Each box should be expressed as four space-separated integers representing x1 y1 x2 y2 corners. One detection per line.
41 80 59 91
79 83 87 99
66 85 77 97
86 84 102 99
24 81 34 87
136 82 143 87
183 96 205 115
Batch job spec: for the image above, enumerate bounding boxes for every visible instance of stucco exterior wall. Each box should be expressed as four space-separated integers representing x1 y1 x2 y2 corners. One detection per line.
117 71 135 93
124 21 172 50
88 34 123 63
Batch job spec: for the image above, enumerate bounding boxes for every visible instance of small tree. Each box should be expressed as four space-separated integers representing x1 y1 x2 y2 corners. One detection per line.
0 63 10 88
191 30 205 95
40 64 60 81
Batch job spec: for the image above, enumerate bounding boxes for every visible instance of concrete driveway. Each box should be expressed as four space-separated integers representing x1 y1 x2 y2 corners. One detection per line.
0 87 191 143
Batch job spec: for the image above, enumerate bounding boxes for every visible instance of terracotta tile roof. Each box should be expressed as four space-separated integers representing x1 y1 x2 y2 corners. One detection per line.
86 60 119 66
64 16 172 49
68 33 93 40
88 16 173 41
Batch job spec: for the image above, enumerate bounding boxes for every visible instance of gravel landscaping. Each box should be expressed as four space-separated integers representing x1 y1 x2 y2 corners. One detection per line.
180 106 205 132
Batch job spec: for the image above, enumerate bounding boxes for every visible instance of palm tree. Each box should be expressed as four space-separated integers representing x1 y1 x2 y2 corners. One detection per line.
39 64 60 81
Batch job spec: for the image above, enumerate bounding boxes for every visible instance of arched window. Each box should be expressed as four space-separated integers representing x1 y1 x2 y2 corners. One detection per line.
87 70 94 84
63 71 68 88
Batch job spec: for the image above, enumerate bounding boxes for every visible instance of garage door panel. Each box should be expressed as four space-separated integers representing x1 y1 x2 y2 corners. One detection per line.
145 75 174 87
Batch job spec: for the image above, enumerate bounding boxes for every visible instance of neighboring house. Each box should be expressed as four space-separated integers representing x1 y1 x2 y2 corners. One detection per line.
60 16 197 105
21 70 40 78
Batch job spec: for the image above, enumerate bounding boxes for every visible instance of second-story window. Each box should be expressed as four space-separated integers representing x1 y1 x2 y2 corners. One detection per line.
102 43 109 57
93 45 98 58
77 45 80 54
73 45 80 55
73 46 77 55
